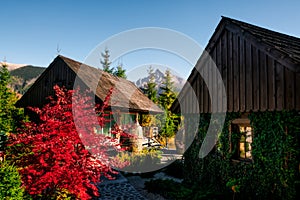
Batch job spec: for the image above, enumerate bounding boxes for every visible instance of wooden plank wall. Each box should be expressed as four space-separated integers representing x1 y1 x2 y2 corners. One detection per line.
186 29 300 113
18 58 78 108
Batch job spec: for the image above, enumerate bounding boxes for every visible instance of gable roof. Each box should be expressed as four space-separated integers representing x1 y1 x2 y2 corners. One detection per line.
227 17 300 64
18 55 163 114
60 55 163 113
172 17 300 113
208 16 300 72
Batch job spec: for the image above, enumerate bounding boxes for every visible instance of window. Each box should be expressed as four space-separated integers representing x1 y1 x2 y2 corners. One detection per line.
102 112 116 136
238 125 252 159
120 113 136 125
230 118 253 161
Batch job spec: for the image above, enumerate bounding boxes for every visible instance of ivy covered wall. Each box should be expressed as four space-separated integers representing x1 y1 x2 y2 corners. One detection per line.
183 111 300 199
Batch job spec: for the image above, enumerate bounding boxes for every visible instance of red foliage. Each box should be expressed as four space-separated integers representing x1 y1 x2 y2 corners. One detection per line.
8 86 128 199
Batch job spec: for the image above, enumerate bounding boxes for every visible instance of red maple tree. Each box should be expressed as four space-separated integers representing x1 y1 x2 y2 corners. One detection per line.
8 85 128 199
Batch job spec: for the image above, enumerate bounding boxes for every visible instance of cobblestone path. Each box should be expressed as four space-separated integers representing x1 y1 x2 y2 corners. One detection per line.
96 173 146 200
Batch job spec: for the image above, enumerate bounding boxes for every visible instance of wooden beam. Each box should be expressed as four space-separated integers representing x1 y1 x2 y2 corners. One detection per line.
239 37 246 112
267 56 275 111
275 61 284 110
260 52 267 111
285 68 295 110
227 31 233 112
233 33 239 112
296 72 300 110
231 118 250 125
245 42 253 112
252 46 259 111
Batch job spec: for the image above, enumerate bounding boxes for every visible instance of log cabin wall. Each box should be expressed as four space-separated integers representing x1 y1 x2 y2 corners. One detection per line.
16 57 81 108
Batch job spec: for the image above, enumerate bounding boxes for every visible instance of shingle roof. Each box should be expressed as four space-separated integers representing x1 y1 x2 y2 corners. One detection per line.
59 55 163 113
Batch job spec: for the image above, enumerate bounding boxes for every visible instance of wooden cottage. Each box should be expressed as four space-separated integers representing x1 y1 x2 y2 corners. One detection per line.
172 17 300 198
17 55 162 134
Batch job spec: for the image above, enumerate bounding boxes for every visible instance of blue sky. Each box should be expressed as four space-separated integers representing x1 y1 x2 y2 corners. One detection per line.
1 0 300 80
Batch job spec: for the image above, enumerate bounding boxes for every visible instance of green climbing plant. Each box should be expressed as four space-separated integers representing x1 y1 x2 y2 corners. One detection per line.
183 111 300 199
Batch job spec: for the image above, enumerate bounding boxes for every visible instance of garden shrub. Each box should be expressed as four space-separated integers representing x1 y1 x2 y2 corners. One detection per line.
117 147 162 172
0 130 7 151
7 86 128 200
0 159 28 200
145 178 229 200
145 179 192 199
163 159 184 179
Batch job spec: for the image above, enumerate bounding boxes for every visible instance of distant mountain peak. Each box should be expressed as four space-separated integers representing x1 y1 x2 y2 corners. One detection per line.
0 62 27 71
135 68 185 93
154 68 164 75
8 65 45 95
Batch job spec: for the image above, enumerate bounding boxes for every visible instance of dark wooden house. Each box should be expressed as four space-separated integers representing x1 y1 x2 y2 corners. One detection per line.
17 55 162 133
173 16 300 114
172 17 300 198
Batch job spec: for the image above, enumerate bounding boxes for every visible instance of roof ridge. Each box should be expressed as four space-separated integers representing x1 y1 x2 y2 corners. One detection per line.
221 16 300 41
220 16 300 66
58 55 127 81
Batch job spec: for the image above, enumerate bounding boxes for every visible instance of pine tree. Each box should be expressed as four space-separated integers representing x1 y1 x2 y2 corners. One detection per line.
140 66 158 127
100 48 114 74
158 69 178 148
113 63 127 79
159 69 176 110
144 66 157 103
0 64 25 133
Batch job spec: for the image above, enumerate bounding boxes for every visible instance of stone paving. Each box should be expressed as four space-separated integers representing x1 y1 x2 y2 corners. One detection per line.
95 149 182 200
96 173 147 200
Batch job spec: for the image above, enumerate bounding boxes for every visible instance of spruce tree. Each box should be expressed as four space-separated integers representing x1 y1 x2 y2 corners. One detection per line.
159 69 176 109
100 48 114 74
141 66 158 127
113 63 127 79
144 66 157 103
0 64 25 133
158 69 178 148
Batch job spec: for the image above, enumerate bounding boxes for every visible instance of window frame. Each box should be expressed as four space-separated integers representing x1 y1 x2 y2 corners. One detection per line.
229 117 254 162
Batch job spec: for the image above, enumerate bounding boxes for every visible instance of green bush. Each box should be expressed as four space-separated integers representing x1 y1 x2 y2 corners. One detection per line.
0 130 7 151
145 179 229 200
117 147 162 172
0 160 29 200
164 159 184 179
145 179 192 199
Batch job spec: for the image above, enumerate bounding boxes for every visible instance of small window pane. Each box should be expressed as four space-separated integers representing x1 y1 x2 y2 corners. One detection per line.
239 125 252 159
231 118 253 161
